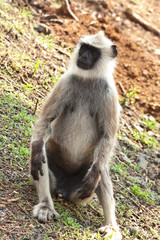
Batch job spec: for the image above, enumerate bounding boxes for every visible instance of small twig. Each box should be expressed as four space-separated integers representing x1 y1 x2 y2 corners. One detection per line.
116 182 141 208
53 44 71 58
18 203 31 218
0 182 7 189
122 118 133 133
65 0 79 22
4 62 13 76
63 202 86 223
0 226 13 234
7 198 20 203
1 53 8 63
88 204 102 217
125 8 160 37
41 18 63 25
49 19 63 24
6 27 12 35
0 75 11 84
118 82 126 94
32 99 39 115
21 76 46 98
5 36 13 43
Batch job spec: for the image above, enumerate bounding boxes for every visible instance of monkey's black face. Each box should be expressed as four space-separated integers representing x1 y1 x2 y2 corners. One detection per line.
77 44 101 70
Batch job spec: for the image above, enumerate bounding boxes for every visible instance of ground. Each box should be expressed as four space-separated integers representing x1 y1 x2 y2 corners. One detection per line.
0 0 160 240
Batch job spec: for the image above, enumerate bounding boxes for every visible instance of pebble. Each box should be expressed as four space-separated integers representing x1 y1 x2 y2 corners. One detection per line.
0 204 5 208
156 152 160 158
148 168 156 180
34 24 52 35
148 116 155 121
128 226 139 235
137 153 149 169
155 49 160 55
29 224 34 229
116 17 121 22
135 126 144 133
142 69 148 76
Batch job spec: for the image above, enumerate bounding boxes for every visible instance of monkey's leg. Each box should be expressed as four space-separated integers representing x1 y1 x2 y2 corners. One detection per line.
95 168 122 240
32 150 60 223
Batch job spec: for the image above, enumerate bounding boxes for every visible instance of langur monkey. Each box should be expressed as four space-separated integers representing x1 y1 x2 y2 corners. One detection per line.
30 31 122 239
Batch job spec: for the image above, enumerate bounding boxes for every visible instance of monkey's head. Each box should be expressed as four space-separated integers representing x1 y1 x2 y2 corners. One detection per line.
69 31 117 79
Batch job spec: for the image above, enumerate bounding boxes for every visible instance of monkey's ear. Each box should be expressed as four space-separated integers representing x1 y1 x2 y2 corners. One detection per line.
96 31 105 38
97 30 105 37
95 31 106 43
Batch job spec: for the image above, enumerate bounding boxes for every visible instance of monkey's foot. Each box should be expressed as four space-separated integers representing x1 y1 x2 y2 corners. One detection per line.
33 202 60 223
99 225 122 240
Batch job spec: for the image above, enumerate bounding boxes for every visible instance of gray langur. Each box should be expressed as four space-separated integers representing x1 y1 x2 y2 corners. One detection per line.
29 31 122 239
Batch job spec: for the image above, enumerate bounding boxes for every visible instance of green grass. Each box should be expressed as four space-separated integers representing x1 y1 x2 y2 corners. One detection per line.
0 93 36 167
119 87 139 106
130 185 154 204
132 129 159 149
143 117 158 130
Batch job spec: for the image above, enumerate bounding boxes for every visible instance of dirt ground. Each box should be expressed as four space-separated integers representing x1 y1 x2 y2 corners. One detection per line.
24 0 160 120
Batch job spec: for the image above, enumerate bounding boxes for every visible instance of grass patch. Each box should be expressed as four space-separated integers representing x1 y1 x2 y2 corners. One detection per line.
0 92 36 168
132 129 159 149
130 185 154 204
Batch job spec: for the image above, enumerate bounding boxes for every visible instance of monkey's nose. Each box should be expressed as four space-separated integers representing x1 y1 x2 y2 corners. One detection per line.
112 45 117 57
81 54 87 60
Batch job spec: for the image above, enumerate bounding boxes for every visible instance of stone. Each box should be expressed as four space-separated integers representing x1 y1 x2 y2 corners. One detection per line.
137 154 149 169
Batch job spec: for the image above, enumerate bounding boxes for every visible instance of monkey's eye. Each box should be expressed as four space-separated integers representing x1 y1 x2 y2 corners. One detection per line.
92 50 97 55
79 45 87 56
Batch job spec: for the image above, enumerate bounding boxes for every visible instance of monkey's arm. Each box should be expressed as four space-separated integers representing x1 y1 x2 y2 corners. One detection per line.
30 79 69 181
79 90 120 199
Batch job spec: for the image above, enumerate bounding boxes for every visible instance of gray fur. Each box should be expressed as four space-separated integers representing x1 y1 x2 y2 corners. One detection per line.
29 31 122 239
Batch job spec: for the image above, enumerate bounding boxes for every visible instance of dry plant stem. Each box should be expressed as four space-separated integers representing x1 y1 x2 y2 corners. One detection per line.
0 182 7 189
63 202 86 223
18 203 31 218
65 0 79 21
33 99 39 115
125 8 160 37
118 82 126 94
88 204 102 217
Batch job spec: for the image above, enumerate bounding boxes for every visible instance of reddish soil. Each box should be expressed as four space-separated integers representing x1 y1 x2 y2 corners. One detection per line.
29 0 160 119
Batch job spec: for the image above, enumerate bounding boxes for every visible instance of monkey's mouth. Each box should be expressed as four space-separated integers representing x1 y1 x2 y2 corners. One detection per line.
77 61 91 70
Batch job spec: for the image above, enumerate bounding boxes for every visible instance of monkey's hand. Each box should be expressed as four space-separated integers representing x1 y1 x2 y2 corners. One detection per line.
78 163 101 200
30 140 46 181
